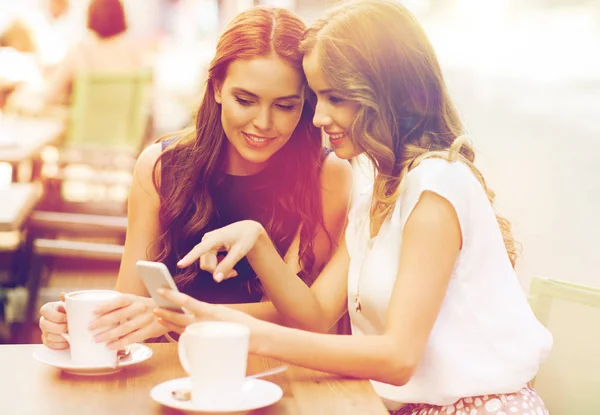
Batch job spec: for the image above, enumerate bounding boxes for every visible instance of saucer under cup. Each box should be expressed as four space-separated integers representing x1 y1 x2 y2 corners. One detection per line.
150 377 283 413
33 343 153 376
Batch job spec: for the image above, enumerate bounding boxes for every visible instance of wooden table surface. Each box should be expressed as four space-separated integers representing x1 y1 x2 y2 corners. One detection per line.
0 116 64 163
0 182 43 232
0 344 389 415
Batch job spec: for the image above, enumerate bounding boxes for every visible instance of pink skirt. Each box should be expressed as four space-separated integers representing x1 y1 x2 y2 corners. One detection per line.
393 385 549 415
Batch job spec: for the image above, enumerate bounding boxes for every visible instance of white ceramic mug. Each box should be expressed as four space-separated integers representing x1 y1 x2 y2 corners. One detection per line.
58 290 121 366
178 321 250 407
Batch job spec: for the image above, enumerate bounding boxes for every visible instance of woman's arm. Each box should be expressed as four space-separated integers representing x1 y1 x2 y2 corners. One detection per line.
120 143 349 326
179 154 352 331
115 143 162 294
91 144 169 347
258 191 461 383
308 152 353 275
158 191 461 385
252 153 352 329
117 142 328 325
96 144 291 349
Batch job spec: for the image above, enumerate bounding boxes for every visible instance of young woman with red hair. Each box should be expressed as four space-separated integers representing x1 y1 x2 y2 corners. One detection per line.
38 6 352 349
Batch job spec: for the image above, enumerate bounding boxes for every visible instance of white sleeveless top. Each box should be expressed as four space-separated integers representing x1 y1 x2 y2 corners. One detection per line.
345 158 552 407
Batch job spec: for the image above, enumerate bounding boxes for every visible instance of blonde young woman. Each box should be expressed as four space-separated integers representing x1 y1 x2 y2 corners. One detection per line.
155 1 553 413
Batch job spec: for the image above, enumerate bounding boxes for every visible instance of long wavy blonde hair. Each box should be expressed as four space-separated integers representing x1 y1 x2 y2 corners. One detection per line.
301 0 517 266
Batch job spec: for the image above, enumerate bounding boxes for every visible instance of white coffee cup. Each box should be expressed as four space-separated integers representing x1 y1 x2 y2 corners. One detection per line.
58 290 121 366
178 321 250 406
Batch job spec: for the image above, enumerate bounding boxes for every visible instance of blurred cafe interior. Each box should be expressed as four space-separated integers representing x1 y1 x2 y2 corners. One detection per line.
0 0 599 413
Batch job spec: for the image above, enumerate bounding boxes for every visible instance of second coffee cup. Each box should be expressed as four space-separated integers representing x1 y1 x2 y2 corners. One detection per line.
178 321 250 407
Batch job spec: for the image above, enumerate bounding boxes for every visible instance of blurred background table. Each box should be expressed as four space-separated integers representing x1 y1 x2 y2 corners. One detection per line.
0 115 65 182
0 182 42 232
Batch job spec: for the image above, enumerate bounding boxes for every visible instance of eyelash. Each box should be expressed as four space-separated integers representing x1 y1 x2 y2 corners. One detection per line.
235 97 296 112
235 97 254 106
328 96 344 104
276 104 296 112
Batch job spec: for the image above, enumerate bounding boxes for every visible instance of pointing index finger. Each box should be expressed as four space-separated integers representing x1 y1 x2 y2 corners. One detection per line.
177 240 220 268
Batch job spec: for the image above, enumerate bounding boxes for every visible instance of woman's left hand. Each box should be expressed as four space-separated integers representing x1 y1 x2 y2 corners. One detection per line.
177 220 265 282
153 289 266 352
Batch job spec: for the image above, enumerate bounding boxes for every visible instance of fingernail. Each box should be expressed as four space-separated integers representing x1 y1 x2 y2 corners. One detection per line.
88 324 95 330
157 288 166 295
214 273 223 282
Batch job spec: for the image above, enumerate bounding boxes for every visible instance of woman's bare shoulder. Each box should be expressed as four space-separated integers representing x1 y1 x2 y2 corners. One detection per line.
133 143 163 198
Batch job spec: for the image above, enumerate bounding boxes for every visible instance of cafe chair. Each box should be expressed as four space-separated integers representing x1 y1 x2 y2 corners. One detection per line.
528 276 600 414
10 71 152 340
30 70 152 257
40 70 152 215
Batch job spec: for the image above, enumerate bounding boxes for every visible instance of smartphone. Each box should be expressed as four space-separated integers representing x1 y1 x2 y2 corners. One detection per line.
136 260 183 311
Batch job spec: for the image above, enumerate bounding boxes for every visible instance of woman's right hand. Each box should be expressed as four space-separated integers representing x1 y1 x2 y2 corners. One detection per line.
39 294 69 350
89 294 168 350
178 220 265 282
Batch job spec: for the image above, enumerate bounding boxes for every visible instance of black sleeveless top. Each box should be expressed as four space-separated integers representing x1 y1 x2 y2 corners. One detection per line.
160 140 331 305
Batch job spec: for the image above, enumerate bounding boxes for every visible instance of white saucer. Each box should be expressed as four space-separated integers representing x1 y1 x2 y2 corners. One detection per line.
150 377 283 413
33 343 153 376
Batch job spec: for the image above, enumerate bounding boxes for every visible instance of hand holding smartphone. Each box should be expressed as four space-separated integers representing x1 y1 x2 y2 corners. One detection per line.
136 260 183 311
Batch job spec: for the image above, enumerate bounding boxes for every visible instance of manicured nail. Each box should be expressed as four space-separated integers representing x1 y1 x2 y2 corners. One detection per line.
214 273 223 282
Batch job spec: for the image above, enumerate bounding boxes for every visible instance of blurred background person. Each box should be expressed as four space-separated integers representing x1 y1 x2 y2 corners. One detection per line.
36 0 76 69
4 0 81 70
5 0 150 116
42 0 149 107
0 18 37 54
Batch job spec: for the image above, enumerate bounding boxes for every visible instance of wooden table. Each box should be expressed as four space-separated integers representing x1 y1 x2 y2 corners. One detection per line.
0 344 389 415
0 116 64 164
0 182 43 232
0 115 65 182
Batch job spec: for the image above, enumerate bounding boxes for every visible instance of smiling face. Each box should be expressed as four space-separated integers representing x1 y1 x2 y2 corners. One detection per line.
215 54 305 175
302 50 362 160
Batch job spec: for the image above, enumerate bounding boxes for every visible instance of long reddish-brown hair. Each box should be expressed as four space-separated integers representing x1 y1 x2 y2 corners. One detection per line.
151 7 327 287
